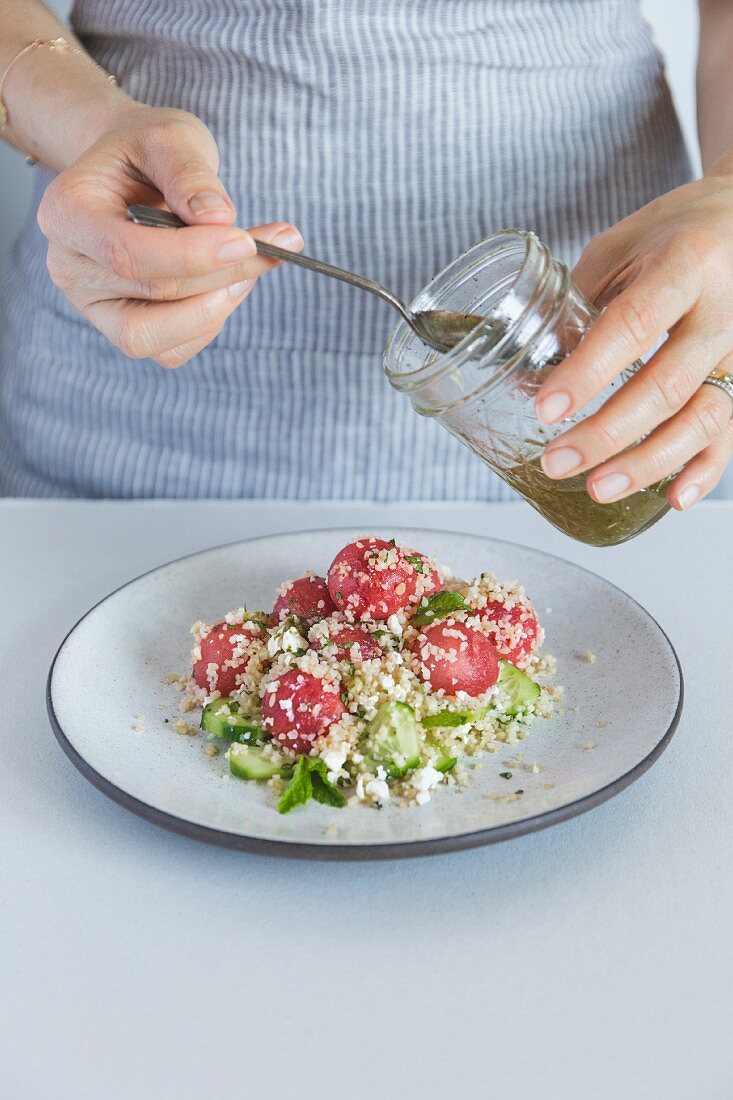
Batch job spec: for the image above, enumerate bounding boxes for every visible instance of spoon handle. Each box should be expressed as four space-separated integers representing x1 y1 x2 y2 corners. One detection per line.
126 204 412 325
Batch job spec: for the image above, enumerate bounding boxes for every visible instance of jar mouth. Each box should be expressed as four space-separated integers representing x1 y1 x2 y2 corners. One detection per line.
383 228 548 399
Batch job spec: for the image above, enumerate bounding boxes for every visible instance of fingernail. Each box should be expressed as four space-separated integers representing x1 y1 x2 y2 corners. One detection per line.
542 446 582 477
592 471 631 501
228 279 253 298
189 191 230 216
218 237 252 264
677 483 702 510
272 226 304 250
537 391 572 424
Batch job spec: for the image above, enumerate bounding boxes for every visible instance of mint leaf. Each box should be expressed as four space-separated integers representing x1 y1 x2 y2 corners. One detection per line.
309 759 347 808
278 756 313 813
311 776 346 808
277 756 346 814
412 590 468 627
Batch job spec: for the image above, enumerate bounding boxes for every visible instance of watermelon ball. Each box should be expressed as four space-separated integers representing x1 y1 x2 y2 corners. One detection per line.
404 550 442 601
327 538 417 620
315 625 382 663
272 575 336 624
412 620 500 698
262 669 346 754
479 600 540 668
193 621 261 696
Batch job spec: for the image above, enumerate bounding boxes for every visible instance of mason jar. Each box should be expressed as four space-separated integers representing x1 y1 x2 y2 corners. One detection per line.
383 230 671 547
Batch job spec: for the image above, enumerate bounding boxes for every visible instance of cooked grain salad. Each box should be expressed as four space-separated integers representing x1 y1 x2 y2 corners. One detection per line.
178 536 560 813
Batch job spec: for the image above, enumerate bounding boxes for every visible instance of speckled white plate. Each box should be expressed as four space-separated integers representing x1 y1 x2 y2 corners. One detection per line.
47 529 682 859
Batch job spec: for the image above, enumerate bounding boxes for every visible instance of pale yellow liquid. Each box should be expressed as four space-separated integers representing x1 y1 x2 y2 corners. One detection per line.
500 457 670 547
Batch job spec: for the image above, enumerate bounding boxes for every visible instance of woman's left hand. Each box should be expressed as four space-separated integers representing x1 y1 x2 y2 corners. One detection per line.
536 159 733 511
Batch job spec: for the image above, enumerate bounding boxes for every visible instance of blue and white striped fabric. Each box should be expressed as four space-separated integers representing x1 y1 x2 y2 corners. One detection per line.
0 0 691 498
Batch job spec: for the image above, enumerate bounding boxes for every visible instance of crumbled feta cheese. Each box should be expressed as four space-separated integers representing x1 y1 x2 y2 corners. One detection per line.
386 613 403 636
365 777 390 802
322 745 348 780
268 623 308 658
410 763 443 805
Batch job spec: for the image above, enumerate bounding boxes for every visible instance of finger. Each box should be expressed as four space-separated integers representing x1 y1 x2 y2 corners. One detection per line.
540 313 727 478
582 383 732 503
49 223 303 301
668 417 733 510
154 278 257 367
153 309 257 369
534 257 702 425
130 111 237 224
83 280 255 365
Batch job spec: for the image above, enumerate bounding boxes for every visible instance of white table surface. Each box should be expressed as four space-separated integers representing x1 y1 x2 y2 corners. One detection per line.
1 499 731 1100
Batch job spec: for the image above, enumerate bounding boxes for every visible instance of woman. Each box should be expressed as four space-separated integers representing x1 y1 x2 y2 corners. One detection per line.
0 0 731 507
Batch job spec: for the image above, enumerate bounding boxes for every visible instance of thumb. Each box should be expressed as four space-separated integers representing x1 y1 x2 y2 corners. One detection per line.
133 112 236 226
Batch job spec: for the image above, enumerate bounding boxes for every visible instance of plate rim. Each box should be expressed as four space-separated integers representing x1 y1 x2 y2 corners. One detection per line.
46 527 685 861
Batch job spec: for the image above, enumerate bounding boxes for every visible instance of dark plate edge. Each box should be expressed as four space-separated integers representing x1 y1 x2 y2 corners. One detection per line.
46 526 685 862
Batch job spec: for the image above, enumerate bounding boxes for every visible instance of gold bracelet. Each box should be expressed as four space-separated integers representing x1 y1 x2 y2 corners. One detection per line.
0 37 117 130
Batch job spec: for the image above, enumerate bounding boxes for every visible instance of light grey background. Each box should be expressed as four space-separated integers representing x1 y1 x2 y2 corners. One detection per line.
3 1 729 499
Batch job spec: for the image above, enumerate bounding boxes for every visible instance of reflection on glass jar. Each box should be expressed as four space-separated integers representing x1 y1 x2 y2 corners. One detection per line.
383 230 671 547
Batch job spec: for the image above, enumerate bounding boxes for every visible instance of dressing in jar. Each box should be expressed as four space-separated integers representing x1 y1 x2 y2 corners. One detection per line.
383 230 670 547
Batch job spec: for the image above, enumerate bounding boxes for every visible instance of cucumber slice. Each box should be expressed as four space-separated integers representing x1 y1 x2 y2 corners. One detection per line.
229 744 283 781
201 697 262 744
497 661 541 716
365 701 421 778
426 736 458 774
422 710 474 728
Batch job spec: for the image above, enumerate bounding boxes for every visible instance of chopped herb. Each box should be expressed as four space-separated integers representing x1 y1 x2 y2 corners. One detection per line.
355 705 366 719
309 760 347 808
278 756 346 814
405 554 426 574
499 771 512 779
277 757 312 814
515 789 524 795
412 590 468 627
388 538 396 547
372 629 388 638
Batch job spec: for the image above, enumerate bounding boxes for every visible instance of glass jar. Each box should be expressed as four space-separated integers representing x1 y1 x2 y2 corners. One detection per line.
383 230 671 547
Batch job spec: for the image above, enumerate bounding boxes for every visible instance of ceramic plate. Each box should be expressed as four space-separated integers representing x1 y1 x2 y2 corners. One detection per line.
47 529 683 859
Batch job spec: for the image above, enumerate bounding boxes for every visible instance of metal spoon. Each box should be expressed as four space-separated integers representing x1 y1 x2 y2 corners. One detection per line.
127 203 485 354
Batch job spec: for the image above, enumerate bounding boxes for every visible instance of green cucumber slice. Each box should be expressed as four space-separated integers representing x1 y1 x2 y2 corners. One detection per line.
422 710 474 728
229 744 284 781
426 736 458 774
497 661 541 716
201 697 262 744
365 701 421 778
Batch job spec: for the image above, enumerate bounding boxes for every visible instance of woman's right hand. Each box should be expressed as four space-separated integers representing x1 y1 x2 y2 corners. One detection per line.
36 104 304 368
